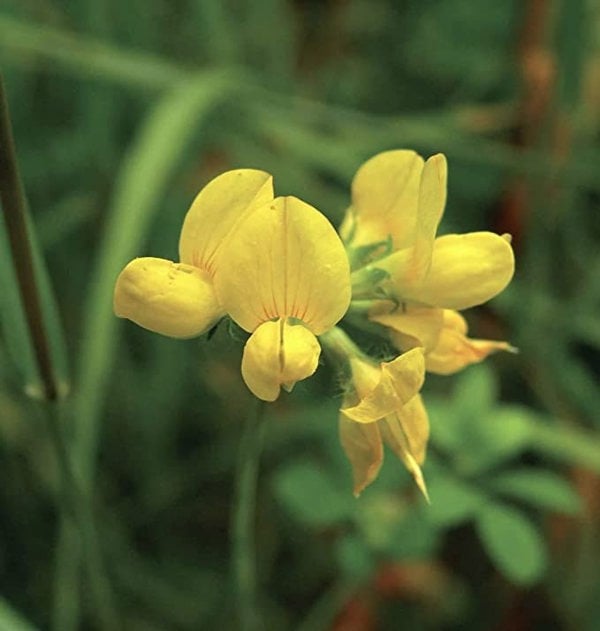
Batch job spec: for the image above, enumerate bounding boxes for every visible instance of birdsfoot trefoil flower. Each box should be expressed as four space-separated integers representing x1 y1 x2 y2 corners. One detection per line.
344 150 515 373
115 173 351 402
214 196 351 401
321 327 428 498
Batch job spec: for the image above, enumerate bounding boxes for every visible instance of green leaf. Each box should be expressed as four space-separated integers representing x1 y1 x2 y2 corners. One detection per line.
335 534 375 580
428 399 464 454
355 491 438 558
427 475 486 528
429 379 525 465
386 510 439 560
453 363 497 419
476 503 547 586
457 405 536 474
273 461 354 527
486 469 581 515
0 597 38 631
530 421 600 474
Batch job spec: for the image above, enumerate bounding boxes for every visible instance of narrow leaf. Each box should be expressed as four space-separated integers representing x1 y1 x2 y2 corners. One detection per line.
0 597 38 631
487 469 581 515
0 15 187 91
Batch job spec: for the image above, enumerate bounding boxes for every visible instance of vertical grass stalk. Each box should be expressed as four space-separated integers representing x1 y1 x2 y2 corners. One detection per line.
0 74 59 401
0 74 117 630
44 403 118 631
231 400 267 631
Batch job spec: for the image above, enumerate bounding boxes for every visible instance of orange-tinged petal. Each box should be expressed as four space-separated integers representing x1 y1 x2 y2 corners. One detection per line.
380 232 515 310
349 150 424 249
426 310 515 375
369 301 444 352
341 348 425 423
396 394 429 465
441 308 468 334
339 413 384 497
179 169 274 273
215 196 351 335
241 319 321 401
113 257 223 338
379 411 429 500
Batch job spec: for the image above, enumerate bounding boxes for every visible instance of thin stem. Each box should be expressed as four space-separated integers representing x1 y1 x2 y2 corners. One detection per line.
43 403 119 631
0 74 58 401
320 326 365 365
231 399 267 631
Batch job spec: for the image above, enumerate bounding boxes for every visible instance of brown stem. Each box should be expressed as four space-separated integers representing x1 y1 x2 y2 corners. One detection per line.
0 73 59 400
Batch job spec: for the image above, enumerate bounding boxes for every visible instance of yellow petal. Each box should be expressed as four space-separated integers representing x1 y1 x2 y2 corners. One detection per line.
241 319 321 401
342 348 425 423
339 413 384 497
381 232 515 310
215 196 351 335
426 310 515 375
179 169 274 273
407 153 447 284
349 150 424 249
369 300 444 352
338 206 355 244
397 394 430 465
113 257 223 338
379 408 429 500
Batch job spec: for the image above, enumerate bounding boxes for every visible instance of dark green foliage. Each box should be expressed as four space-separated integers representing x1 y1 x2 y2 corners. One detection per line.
0 1 599 629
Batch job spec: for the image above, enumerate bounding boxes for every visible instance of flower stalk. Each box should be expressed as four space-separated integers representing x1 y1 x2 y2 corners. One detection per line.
231 400 267 631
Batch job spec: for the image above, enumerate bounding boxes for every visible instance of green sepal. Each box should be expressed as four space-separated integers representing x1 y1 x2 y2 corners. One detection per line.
347 235 393 271
350 266 390 299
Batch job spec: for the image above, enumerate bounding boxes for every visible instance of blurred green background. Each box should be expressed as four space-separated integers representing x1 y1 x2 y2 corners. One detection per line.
1 0 600 629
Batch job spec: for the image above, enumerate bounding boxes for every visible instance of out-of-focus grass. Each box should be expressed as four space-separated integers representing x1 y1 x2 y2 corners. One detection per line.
1 1 600 629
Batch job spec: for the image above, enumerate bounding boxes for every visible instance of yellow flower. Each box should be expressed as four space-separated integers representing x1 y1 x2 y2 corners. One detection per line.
346 150 515 373
114 169 273 337
368 301 516 375
214 196 351 401
340 150 436 255
337 347 429 498
420 309 516 375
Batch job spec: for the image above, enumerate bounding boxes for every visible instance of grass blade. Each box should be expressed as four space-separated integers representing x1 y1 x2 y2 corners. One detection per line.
0 15 189 90
0 597 38 631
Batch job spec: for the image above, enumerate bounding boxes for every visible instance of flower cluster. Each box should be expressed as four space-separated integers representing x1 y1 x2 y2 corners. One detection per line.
114 150 515 497
331 150 514 497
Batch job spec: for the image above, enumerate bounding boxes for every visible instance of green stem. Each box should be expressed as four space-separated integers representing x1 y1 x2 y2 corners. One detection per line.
52 517 82 631
44 404 119 631
0 74 58 401
231 400 267 631
320 326 365 365
0 74 117 630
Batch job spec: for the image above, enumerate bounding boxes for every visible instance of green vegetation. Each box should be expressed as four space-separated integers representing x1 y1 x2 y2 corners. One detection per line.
1 1 599 629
